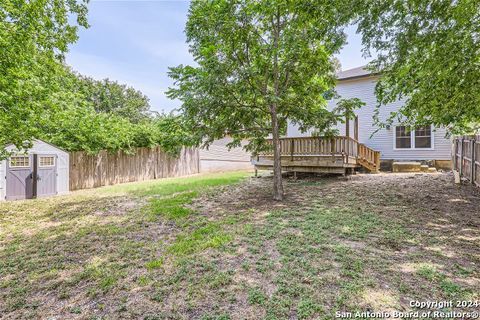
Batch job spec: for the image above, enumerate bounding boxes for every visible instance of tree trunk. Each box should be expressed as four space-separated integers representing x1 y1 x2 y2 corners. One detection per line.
271 108 284 201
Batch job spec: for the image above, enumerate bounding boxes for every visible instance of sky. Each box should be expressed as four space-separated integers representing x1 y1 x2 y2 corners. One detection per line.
66 1 375 113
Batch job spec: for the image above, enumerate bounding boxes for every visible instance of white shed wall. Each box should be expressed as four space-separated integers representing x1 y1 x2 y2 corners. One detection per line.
287 76 452 161
0 159 5 201
0 140 69 201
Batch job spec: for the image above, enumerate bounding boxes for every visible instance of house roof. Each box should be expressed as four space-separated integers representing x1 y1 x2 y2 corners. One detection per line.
336 66 378 81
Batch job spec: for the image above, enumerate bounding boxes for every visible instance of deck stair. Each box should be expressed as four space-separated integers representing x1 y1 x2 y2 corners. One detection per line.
254 136 381 174
392 162 438 173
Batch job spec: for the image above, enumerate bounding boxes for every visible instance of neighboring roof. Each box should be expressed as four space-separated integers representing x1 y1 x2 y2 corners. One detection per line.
336 66 378 81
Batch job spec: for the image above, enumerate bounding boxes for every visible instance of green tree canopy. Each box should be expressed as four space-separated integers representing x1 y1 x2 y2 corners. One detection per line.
34 68 195 155
1 0 196 158
72 73 152 123
355 0 480 134
1 0 89 158
168 0 353 200
38 103 192 155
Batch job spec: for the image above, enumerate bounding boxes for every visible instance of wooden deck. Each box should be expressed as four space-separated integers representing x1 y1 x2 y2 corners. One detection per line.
254 136 381 174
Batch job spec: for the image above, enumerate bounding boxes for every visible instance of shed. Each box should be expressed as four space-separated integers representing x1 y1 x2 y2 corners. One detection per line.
0 139 69 201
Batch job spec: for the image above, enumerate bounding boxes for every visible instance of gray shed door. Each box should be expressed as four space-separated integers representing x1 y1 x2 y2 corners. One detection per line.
6 155 34 200
36 155 57 197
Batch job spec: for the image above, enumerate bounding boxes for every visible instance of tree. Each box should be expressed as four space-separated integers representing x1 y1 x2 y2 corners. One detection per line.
332 57 342 73
37 103 196 155
168 0 352 200
0 0 88 158
72 73 152 123
149 115 199 154
355 0 480 134
33 69 194 155
38 103 137 154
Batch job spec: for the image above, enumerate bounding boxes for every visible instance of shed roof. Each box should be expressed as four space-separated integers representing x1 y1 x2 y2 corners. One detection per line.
4 139 67 153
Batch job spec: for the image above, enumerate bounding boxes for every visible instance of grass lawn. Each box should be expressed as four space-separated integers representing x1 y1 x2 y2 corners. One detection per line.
0 171 479 319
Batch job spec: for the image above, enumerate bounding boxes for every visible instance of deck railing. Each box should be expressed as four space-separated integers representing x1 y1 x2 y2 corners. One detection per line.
262 136 380 168
357 142 381 169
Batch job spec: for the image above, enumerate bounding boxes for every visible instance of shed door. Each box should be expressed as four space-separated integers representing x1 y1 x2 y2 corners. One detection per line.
6 155 34 200
36 155 57 198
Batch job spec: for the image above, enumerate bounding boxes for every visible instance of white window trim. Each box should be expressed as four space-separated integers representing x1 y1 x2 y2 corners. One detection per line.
393 125 435 151
39 156 56 168
9 155 31 168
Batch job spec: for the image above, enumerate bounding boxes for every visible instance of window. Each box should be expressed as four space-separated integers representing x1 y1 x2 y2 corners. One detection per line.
39 156 55 167
395 126 411 149
414 126 432 148
395 125 433 149
9 156 30 168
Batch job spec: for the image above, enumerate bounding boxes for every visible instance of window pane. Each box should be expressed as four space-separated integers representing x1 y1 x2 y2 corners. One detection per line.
10 156 30 167
396 137 411 148
39 156 55 167
414 126 431 148
396 126 411 148
415 137 431 148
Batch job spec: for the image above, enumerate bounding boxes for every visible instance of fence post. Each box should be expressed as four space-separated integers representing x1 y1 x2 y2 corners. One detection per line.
472 138 476 184
459 138 464 177
453 139 457 171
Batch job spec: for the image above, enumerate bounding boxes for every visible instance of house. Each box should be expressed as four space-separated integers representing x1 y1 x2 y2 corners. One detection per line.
199 138 253 173
0 139 69 201
286 66 452 171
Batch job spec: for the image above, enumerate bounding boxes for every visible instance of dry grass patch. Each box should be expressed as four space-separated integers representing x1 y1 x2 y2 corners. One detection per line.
1 171 479 319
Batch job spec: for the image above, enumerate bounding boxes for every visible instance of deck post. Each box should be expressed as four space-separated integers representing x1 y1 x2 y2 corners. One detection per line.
375 151 381 172
354 115 359 141
345 114 350 164
291 139 294 160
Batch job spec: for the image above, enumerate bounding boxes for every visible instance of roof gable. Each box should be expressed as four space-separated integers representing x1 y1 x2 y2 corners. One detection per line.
4 139 67 154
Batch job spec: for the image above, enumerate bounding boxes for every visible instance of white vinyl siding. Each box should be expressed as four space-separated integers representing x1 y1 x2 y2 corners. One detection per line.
199 138 252 173
287 75 452 160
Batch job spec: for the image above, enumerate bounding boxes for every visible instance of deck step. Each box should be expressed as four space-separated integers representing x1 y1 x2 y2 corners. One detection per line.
357 158 379 173
420 165 429 172
393 162 422 172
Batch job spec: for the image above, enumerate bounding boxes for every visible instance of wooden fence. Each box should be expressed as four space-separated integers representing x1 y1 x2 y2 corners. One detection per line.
453 135 480 187
69 147 200 191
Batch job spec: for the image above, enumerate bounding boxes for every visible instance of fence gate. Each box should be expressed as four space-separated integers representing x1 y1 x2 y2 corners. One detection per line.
453 135 480 187
6 155 34 200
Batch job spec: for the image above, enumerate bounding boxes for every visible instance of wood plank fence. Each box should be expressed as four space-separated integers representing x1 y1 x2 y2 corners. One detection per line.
453 135 480 187
69 147 200 191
